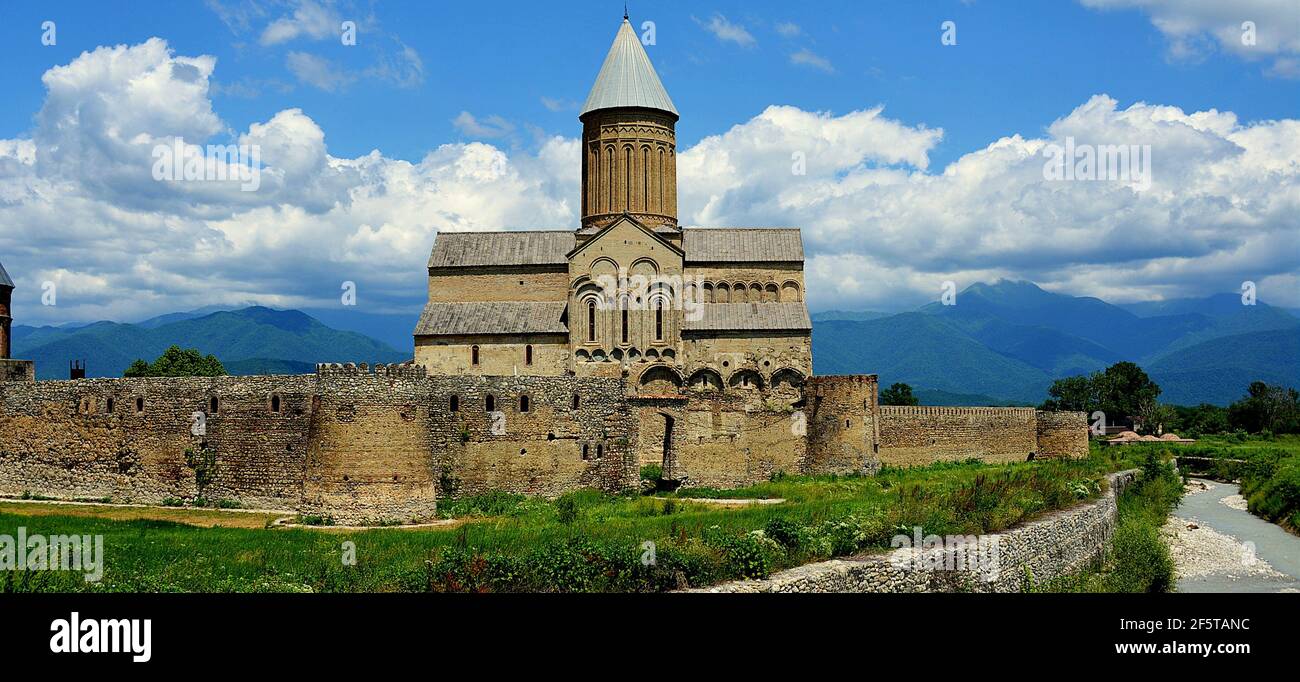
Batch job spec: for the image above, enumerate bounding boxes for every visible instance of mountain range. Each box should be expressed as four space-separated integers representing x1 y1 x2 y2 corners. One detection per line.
813 281 1299 406
12 281 1296 406
12 307 408 380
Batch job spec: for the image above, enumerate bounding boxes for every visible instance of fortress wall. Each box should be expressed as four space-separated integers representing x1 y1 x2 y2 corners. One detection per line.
302 365 438 524
0 375 316 508
415 333 570 377
878 406 1039 466
665 392 805 488
429 375 637 498
1035 410 1090 459
0 359 34 383
805 375 880 475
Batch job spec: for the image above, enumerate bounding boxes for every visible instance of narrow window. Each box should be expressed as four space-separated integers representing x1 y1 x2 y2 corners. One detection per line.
270 395 281 413
621 307 629 344
572 395 580 410
525 344 533 365
587 300 596 342
471 345 480 366
655 300 663 341
106 397 115 414
450 395 459 412
210 396 219 414
596 443 604 459
582 444 590 460
519 395 530 413
485 394 495 412
135 397 144 413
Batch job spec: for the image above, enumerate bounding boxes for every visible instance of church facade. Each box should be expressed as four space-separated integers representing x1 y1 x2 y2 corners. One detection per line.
414 18 811 399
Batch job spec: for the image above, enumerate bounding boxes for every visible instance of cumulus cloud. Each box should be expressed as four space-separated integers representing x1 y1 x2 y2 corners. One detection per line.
1079 0 1300 77
452 112 516 139
285 51 355 91
695 14 757 48
1 38 1296 331
775 22 803 38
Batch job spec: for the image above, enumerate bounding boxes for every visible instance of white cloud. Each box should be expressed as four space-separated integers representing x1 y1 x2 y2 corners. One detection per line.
1079 0 1300 77
2 38 1297 331
790 48 834 73
260 0 340 46
775 22 802 38
285 51 355 91
695 14 757 48
452 112 516 139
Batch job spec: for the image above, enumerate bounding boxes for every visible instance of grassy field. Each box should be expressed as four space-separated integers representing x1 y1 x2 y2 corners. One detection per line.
1 450 1142 593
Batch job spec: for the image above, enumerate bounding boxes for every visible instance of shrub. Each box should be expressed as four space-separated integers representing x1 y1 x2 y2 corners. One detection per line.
555 494 579 525
764 517 801 550
1106 516 1174 593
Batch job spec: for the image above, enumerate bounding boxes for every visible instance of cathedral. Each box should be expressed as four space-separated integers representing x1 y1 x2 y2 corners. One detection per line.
414 17 812 398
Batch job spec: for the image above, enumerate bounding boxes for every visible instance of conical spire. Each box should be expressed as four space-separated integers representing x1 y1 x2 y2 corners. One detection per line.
0 260 12 289
581 17 677 117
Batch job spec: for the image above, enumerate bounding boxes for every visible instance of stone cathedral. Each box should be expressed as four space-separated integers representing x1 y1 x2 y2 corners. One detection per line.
0 17 1086 525
414 17 812 398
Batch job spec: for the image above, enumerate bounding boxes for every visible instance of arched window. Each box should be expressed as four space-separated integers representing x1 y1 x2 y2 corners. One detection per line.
270 395 281 413
596 443 604 459
621 307 629 344
606 146 615 212
135 397 145 413
525 344 533 365
587 300 597 342
485 394 495 412
655 300 664 341
450 395 459 412
471 345 480 366
572 394 580 410
519 395 530 413
106 397 115 414
209 397 219 414
582 444 590 460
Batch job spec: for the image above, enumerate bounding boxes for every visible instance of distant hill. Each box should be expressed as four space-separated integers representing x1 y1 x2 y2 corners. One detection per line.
810 310 890 322
812 313 1053 404
914 388 1033 407
13 307 407 380
813 281 1298 406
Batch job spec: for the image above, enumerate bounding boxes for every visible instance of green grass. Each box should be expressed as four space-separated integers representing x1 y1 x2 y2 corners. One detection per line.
0 451 1140 593
1122 434 1300 532
1035 452 1183 593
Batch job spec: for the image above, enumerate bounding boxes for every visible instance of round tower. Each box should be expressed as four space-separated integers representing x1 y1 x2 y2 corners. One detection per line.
0 260 13 360
578 16 679 239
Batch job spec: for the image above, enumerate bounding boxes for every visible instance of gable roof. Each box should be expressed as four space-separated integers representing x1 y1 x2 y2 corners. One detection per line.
683 303 812 332
567 214 684 260
582 18 678 117
414 301 569 336
427 231 574 269
0 261 11 288
684 228 804 263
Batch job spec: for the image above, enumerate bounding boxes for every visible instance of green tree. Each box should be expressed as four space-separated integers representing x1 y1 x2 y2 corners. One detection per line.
124 345 227 378
880 382 919 406
1228 382 1299 434
1039 374 1098 412
1095 361 1161 423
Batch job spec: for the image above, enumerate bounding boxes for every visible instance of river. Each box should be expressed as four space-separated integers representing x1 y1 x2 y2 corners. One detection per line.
1165 479 1300 593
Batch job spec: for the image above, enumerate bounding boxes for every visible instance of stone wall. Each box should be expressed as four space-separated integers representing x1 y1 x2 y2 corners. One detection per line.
0 359 34 383
414 334 570 377
804 375 880 475
878 406 1040 466
665 393 805 488
1035 410 1090 459
429 374 637 498
691 469 1138 593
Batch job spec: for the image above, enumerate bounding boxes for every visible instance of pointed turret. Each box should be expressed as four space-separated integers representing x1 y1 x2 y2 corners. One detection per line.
579 16 679 237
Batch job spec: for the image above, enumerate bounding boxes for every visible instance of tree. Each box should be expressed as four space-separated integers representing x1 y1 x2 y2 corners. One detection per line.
1040 375 1098 413
1228 382 1299 434
124 346 227 378
880 382 919 406
1095 361 1161 424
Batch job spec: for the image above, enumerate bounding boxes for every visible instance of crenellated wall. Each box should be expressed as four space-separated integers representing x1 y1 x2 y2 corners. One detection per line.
0 361 1087 522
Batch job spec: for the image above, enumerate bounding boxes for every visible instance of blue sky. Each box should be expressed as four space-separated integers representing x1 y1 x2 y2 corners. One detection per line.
1 1 1292 166
0 0 1296 345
